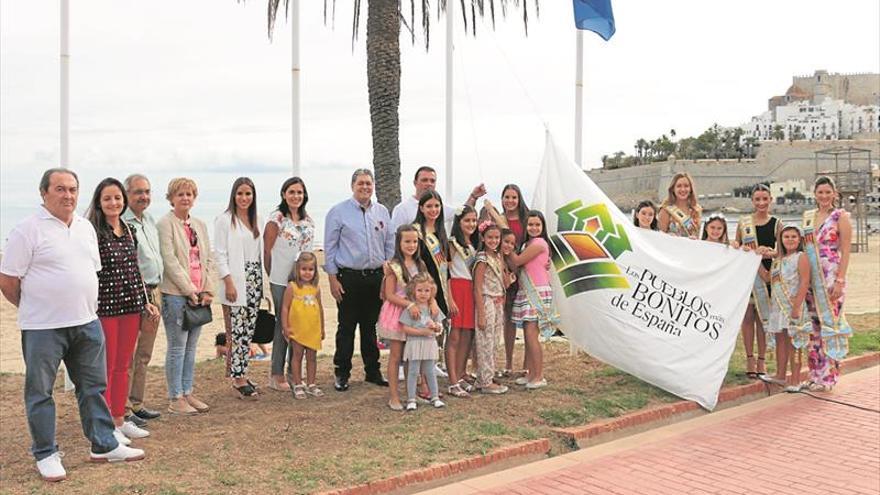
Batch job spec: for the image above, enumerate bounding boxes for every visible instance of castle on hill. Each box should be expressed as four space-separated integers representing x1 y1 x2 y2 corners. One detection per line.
743 70 879 141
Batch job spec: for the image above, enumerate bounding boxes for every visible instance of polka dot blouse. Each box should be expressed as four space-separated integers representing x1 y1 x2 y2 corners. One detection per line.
97 224 146 317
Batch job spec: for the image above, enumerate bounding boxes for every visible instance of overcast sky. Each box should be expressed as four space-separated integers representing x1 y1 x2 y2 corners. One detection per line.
1 0 878 234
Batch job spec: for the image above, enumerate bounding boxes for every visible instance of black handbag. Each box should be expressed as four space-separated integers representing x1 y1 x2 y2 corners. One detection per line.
252 297 275 344
182 302 212 331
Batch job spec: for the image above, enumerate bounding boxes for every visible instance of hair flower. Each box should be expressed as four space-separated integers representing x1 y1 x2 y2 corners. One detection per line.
478 220 494 233
454 206 464 217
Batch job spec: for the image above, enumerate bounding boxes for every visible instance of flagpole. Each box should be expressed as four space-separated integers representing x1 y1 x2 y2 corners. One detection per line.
291 0 301 176
60 0 69 169
444 0 453 201
574 29 584 168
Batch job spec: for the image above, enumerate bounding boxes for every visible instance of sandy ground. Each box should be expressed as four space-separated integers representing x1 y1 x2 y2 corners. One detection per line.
1 239 878 374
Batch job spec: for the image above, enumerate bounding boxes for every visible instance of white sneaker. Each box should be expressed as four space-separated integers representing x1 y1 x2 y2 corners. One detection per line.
36 452 66 482
525 378 548 390
405 400 417 411
514 376 529 386
90 444 145 463
434 363 448 378
432 398 446 408
119 421 150 439
113 428 132 446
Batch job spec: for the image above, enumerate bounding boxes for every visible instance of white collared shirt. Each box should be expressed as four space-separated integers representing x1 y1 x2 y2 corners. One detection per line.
0 206 101 330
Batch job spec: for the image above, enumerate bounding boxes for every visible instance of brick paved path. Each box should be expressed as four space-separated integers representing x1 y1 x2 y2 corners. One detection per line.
426 367 880 495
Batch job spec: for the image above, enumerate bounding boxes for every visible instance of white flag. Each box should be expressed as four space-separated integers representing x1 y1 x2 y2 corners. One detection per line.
532 132 759 410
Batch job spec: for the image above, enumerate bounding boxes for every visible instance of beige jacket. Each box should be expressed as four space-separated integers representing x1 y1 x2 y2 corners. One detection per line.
157 211 217 297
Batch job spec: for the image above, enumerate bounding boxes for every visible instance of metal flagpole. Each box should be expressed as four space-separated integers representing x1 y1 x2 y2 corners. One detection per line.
444 0 453 201
571 29 585 357
574 29 584 168
61 0 75 390
60 0 70 169
291 0 301 176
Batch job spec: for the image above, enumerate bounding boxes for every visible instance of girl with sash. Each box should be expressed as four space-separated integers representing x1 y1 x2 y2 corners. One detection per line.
413 191 456 381
508 210 560 390
658 172 702 238
496 185 529 377
763 224 811 391
801 176 853 391
734 183 780 379
378 225 429 410
633 200 658 230
446 206 480 398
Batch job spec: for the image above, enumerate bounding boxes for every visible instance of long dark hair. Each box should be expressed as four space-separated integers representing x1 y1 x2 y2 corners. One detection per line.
700 213 729 244
501 184 529 230
450 205 479 251
414 190 449 257
632 200 658 230
225 177 259 239
524 210 551 248
390 224 427 285
277 176 309 220
86 177 128 241
478 223 503 253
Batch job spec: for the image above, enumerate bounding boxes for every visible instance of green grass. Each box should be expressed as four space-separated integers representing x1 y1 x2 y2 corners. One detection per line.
850 329 880 354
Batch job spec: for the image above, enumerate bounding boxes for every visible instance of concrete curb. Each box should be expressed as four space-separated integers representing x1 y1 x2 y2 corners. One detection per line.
552 351 879 448
316 439 551 495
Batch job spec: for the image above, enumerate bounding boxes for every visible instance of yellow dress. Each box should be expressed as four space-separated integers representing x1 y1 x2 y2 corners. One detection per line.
287 283 322 351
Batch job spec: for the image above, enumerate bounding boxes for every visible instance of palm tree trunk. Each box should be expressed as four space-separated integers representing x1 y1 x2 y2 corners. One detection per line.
367 0 401 209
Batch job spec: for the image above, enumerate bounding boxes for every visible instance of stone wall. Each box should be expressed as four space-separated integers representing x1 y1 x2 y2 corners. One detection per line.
791 71 880 106
587 138 880 210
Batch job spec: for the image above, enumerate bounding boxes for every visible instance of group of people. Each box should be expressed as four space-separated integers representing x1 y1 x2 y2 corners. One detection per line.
632 172 853 392
0 165 853 483
0 165 562 482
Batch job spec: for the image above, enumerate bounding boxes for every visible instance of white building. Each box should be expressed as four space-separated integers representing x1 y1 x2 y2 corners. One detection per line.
741 97 879 141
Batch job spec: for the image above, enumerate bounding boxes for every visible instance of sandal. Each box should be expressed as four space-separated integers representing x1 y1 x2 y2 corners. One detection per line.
447 383 470 398
745 355 758 379
306 384 324 397
269 380 291 392
388 400 404 411
496 369 511 379
292 384 307 400
233 383 258 400
756 357 767 377
458 379 476 393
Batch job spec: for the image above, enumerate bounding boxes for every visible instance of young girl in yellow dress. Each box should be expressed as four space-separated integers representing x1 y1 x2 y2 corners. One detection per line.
281 252 325 399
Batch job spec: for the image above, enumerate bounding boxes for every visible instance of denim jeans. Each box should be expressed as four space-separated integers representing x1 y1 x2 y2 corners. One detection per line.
162 294 203 399
269 283 289 377
21 319 118 460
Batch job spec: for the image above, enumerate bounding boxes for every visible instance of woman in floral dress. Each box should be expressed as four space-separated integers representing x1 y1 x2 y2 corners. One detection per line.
802 176 853 391
263 177 315 391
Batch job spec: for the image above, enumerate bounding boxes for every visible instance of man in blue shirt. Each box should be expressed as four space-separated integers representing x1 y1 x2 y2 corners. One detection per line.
323 169 395 391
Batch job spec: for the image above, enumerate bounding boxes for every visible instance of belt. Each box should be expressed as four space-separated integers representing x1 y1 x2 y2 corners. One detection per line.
144 284 159 290
338 266 383 277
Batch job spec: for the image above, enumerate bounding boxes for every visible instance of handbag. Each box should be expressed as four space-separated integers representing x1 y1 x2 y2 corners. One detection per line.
182 302 213 331
252 297 276 344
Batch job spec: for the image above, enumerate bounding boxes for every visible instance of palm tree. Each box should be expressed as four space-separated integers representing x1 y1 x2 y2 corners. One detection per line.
264 0 537 208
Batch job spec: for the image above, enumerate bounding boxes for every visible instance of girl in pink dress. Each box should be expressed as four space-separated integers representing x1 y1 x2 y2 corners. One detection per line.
378 225 428 410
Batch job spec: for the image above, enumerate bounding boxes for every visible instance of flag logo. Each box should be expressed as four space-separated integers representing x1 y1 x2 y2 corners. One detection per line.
550 200 632 296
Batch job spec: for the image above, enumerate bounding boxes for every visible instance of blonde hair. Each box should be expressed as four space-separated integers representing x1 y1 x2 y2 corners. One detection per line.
165 177 198 205
661 172 701 214
405 272 436 302
290 251 320 286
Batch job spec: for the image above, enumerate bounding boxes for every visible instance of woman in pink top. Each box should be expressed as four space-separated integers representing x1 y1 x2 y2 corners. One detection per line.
507 210 559 390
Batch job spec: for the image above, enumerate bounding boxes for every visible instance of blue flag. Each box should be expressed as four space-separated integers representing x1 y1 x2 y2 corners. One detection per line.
573 0 616 41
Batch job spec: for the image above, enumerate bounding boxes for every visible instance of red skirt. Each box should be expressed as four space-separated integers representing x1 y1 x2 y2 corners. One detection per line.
449 278 475 330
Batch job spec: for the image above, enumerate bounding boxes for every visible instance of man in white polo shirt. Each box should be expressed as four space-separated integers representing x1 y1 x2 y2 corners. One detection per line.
390 166 487 230
0 168 145 482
